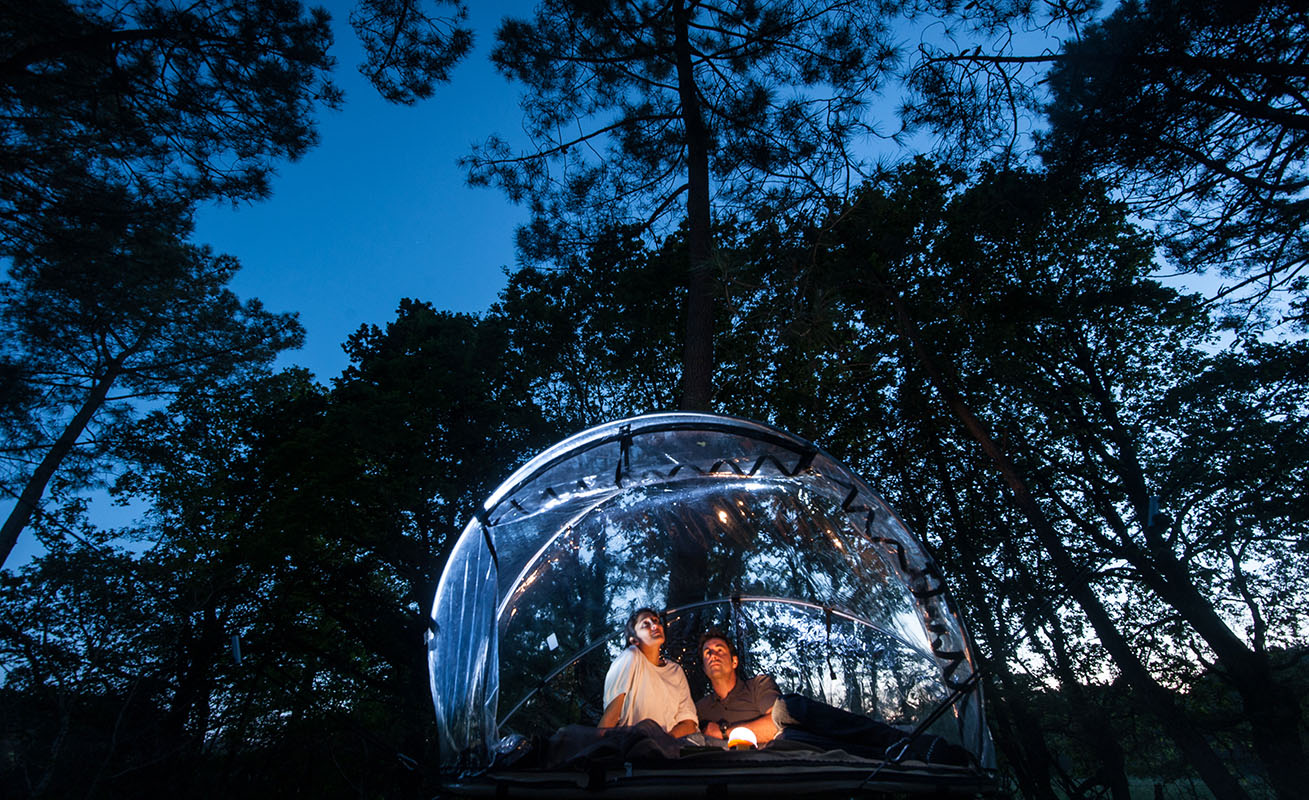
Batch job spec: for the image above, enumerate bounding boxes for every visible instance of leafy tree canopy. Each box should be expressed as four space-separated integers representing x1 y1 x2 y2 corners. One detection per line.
468 0 904 259
0 188 303 566
1038 0 1309 325
350 0 473 104
0 0 340 247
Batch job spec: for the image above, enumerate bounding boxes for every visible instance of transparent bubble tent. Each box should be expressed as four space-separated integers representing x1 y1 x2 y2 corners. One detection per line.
428 413 997 796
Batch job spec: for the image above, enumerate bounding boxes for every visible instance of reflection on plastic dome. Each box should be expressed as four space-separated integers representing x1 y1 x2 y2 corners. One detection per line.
495 477 945 737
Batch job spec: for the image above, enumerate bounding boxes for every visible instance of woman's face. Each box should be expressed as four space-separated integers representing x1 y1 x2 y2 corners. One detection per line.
632 612 665 648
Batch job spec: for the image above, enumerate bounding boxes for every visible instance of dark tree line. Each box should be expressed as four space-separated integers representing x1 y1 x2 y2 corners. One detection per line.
7 162 1301 797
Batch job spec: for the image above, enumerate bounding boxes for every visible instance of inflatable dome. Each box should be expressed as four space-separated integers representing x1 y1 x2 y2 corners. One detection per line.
427 413 997 795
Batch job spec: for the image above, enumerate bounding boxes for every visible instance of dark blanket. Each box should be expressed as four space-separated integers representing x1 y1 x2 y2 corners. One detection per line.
509 696 973 773
543 721 683 769
773 694 972 767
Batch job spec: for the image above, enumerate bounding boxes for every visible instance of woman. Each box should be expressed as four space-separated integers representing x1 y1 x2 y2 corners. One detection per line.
598 607 698 737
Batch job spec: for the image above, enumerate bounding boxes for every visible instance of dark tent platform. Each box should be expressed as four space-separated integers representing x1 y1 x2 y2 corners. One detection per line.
453 750 997 798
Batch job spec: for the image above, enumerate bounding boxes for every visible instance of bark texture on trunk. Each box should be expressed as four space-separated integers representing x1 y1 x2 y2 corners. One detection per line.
673 0 714 412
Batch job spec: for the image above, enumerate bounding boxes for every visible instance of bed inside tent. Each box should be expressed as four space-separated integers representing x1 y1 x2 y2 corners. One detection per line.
428 413 1000 797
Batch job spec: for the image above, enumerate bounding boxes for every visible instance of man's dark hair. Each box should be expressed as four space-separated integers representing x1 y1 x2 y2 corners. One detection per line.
624 607 662 646
698 628 738 658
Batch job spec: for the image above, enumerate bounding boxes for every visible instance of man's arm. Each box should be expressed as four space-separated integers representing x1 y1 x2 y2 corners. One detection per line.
742 676 782 743
704 712 778 743
734 712 779 744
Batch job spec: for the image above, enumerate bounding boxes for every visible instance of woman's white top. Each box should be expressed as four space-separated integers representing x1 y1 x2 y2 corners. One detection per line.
602 645 697 733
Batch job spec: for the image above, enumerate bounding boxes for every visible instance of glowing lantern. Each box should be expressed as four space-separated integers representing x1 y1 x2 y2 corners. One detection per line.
727 727 758 750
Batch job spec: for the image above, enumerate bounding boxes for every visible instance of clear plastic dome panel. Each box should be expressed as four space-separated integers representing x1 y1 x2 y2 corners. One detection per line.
493 478 945 735
429 520 500 770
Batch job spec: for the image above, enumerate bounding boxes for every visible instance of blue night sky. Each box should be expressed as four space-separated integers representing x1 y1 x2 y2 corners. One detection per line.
196 1 531 383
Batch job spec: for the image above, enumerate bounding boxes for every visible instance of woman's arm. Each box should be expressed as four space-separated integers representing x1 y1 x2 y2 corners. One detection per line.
598 693 625 728
670 666 699 738
669 718 698 738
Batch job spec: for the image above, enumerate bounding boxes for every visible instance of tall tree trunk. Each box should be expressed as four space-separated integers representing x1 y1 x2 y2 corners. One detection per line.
1077 350 1308 799
673 0 714 412
32 688 72 799
0 354 125 566
1042 606 1131 800
976 640 1060 800
667 0 715 614
930 454 1058 799
985 684 1055 800
880 284 1254 800
166 602 222 748
1126 539 1304 799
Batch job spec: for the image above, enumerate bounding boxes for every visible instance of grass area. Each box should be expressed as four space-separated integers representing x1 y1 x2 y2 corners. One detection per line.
1126 776 1213 800
1124 775 1277 800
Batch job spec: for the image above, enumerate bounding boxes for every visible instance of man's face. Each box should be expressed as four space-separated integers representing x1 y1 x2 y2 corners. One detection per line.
633 612 665 648
701 637 738 681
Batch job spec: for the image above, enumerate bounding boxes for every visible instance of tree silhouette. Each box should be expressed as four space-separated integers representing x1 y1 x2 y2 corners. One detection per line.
911 0 1309 327
1040 0 1309 325
466 0 906 409
350 0 473 104
829 162 1305 798
0 0 339 245
1 0 340 564
0 191 301 567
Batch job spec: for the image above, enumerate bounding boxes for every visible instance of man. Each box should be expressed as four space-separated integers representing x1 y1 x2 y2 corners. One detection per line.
694 630 779 744
695 630 972 766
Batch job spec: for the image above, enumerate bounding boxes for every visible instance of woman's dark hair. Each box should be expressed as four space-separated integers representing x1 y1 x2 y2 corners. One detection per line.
624 607 662 646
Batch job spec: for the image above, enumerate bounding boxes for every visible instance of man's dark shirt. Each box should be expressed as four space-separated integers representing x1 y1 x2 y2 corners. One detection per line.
695 674 781 728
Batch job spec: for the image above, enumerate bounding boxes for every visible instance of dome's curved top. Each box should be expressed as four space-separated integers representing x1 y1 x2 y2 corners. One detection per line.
427 412 991 774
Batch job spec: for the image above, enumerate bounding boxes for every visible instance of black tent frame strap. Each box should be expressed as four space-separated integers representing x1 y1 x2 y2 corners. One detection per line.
859 669 987 789
496 595 963 729
483 419 820 527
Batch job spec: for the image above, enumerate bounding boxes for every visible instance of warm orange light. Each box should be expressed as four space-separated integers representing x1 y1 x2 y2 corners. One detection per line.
727 727 757 749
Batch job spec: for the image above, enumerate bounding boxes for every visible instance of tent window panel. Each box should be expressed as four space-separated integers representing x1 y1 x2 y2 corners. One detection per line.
667 601 947 730
495 521 664 727
500 647 613 734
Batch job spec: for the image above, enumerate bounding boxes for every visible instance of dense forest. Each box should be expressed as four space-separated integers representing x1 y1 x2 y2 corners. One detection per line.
2 0 1306 798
